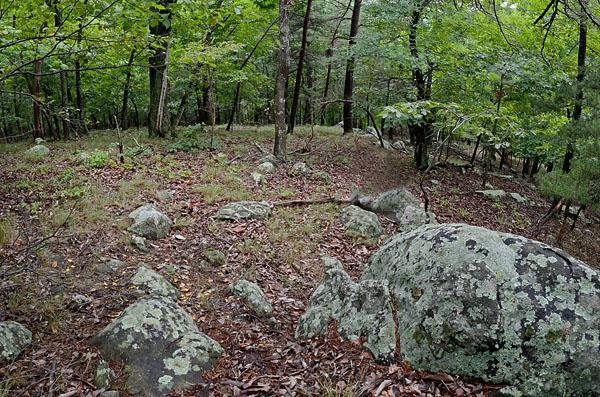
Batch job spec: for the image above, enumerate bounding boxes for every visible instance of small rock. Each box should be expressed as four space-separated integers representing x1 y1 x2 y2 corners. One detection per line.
74 151 90 165
24 145 51 159
156 190 173 202
476 189 506 202
94 359 111 389
204 249 226 266
484 182 494 189
128 204 173 240
257 154 280 166
130 265 179 301
67 294 89 310
250 172 266 184
430 179 440 186
213 201 271 220
289 162 309 176
99 392 119 397
310 170 332 183
257 162 276 174
35 137 46 144
0 321 32 362
95 259 126 274
392 140 408 152
229 280 273 318
508 192 529 204
131 236 150 252
340 205 384 238
398 205 437 232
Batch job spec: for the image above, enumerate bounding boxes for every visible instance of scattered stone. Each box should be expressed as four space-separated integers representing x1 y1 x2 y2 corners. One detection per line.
484 182 494 189
476 189 506 202
0 321 32 362
34 137 46 144
363 223 600 396
131 236 150 253
296 256 395 364
257 162 276 174
94 359 111 390
310 170 332 183
250 172 266 184
429 179 440 186
229 280 273 318
473 167 484 176
365 126 378 136
213 201 271 220
392 140 407 152
490 171 515 180
128 204 173 240
257 154 280 167
204 249 226 266
289 162 309 176
361 188 424 222
156 190 173 202
334 121 344 129
397 205 437 232
130 265 179 301
74 151 90 165
67 294 89 310
99 392 119 397
24 145 50 159
508 192 529 204
95 259 126 274
340 205 384 238
89 296 223 397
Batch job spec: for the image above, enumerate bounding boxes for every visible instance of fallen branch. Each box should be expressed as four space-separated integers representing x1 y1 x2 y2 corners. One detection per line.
534 199 563 237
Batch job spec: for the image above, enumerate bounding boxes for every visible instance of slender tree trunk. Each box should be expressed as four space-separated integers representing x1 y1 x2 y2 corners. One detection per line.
273 0 291 160
148 0 175 138
26 59 44 139
75 1 89 135
288 0 312 134
342 0 361 134
121 50 135 131
59 70 71 138
131 97 140 129
171 89 189 134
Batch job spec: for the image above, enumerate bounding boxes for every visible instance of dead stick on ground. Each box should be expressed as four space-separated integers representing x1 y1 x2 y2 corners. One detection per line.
271 197 350 206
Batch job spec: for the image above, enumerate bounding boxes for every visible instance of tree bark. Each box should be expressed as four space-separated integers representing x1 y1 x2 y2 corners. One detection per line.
342 0 361 134
121 50 135 131
25 59 44 139
148 0 175 137
273 0 291 160
288 0 312 134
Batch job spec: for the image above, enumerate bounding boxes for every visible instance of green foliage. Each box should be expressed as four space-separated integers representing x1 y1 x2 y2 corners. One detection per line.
165 124 221 152
86 150 109 168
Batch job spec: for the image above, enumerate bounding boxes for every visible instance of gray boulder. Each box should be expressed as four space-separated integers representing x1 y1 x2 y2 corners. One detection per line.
130 265 179 301
509 192 529 204
128 204 173 240
365 188 423 217
289 162 309 176
257 154 280 167
24 145 50 159
340 205 384 238
131 236 150 252
74 151 90 165
476 189 506 202
156 190 173 202
257 162 276 174
296 256 396 364
392 140 408 152
89 296 223 397
250 172 266 184
229 280 273 318
397 205 437 232
0 321 32 361
34 137 46 145
213 201 271 220
363 223 600 396
95 258 126 274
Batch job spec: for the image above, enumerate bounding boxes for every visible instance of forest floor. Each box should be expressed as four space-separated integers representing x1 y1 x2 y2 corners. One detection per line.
1 125 599 397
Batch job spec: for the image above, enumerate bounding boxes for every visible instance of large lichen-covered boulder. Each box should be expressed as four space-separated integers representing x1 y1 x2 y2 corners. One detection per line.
130 265 179 301
128 204 173 240
213 201 271 220
340 205 384 238
362 223 600 396
0 321 32 362
229 280 273 318
89 296 223 397
24 145 51 159
296 256 396 364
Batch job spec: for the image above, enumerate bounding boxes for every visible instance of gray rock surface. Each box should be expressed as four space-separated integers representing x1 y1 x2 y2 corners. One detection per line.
289 162 309 176
397 205 437 232
392 140 408 152
128 204 173 240
250 172 266 184
0 321 32 361
363 223 600 396
34 137 46 145
68 294 89 310
213 201 271 220
476 189 506 202
296 256 395 364
74 151 90 165
24 145 50 159
99 392 119 397
508 192 529 204
89 296 223 397
229 280 273 318
130 265 179 301
257 162 276 174
257 154 280 166
95 359 111 389
95 259 126 274
340 205 384 238
365 188 423 217
131 236 150 252
204 249 226 266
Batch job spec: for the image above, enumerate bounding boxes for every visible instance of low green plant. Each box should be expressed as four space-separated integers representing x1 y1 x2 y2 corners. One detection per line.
86 149 109 168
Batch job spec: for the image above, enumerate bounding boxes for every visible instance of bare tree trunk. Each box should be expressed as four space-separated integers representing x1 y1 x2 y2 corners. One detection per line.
273 0 291 160
342 0 361 134
121 49 135 131
25 59 44 139
288 0 312 134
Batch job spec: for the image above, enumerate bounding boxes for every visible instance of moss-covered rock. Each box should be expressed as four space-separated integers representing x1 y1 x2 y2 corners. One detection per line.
24 145 50 159
213 201 271 220
340 205 384 238
0 321 32 362
128 204 173 240
296 256 396 364
363 223 600 396
89 296 223 397
229 279 273 318
130 265 179 301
